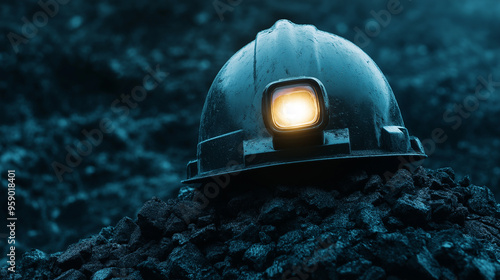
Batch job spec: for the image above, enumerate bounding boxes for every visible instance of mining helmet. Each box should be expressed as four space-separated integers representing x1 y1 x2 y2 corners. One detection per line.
183 20 426 183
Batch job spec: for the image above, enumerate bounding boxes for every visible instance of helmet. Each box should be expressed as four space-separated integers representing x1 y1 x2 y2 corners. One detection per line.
183 20 426 183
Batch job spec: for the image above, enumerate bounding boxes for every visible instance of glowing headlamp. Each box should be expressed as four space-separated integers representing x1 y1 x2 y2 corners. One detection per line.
262 77 329 148
271 85 320 130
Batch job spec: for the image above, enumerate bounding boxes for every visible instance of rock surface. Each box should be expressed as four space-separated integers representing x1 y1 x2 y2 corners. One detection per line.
1 1 500 258
7 167 500 280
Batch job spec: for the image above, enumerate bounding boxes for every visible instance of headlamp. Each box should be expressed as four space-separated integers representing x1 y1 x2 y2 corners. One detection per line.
262 77 329 149
271 84 320 130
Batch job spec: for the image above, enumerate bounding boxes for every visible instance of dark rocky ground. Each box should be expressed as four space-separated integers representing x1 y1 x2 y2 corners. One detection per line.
1 0 500 271
6 167 500 279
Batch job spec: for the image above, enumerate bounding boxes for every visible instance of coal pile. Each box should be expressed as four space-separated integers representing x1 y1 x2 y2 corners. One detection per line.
2 0 500 258
9 167 500 280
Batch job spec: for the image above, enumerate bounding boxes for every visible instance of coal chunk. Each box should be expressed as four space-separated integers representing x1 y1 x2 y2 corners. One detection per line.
91 267 132 280
54 269 86 280
164 213 187 236
336 258 372 279
354 203 387 233
299 187 336 212
242 243 276 270
392 193 431 226
431 168 456 189
360 266 386 280
20 249 48 270
166 243 210 279
277 230 304 254
386 169 415 194
372 232 413 269
258 198 294 224
466 185 497 216
364 174 383 193
408 247 441 279
204 243 227 263
227 239 252 259
137 198 170 239
137 258 168 280
190 224 217 245
112 217 138 244
57 236 104 271
461 258 498 280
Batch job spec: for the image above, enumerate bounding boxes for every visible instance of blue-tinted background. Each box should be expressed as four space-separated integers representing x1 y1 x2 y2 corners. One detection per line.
1 0 499 257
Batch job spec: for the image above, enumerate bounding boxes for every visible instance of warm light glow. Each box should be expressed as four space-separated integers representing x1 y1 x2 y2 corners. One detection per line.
271 85 320 130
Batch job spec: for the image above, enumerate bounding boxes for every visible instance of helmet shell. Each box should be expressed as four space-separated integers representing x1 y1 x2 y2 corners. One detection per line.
185 20 425 183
